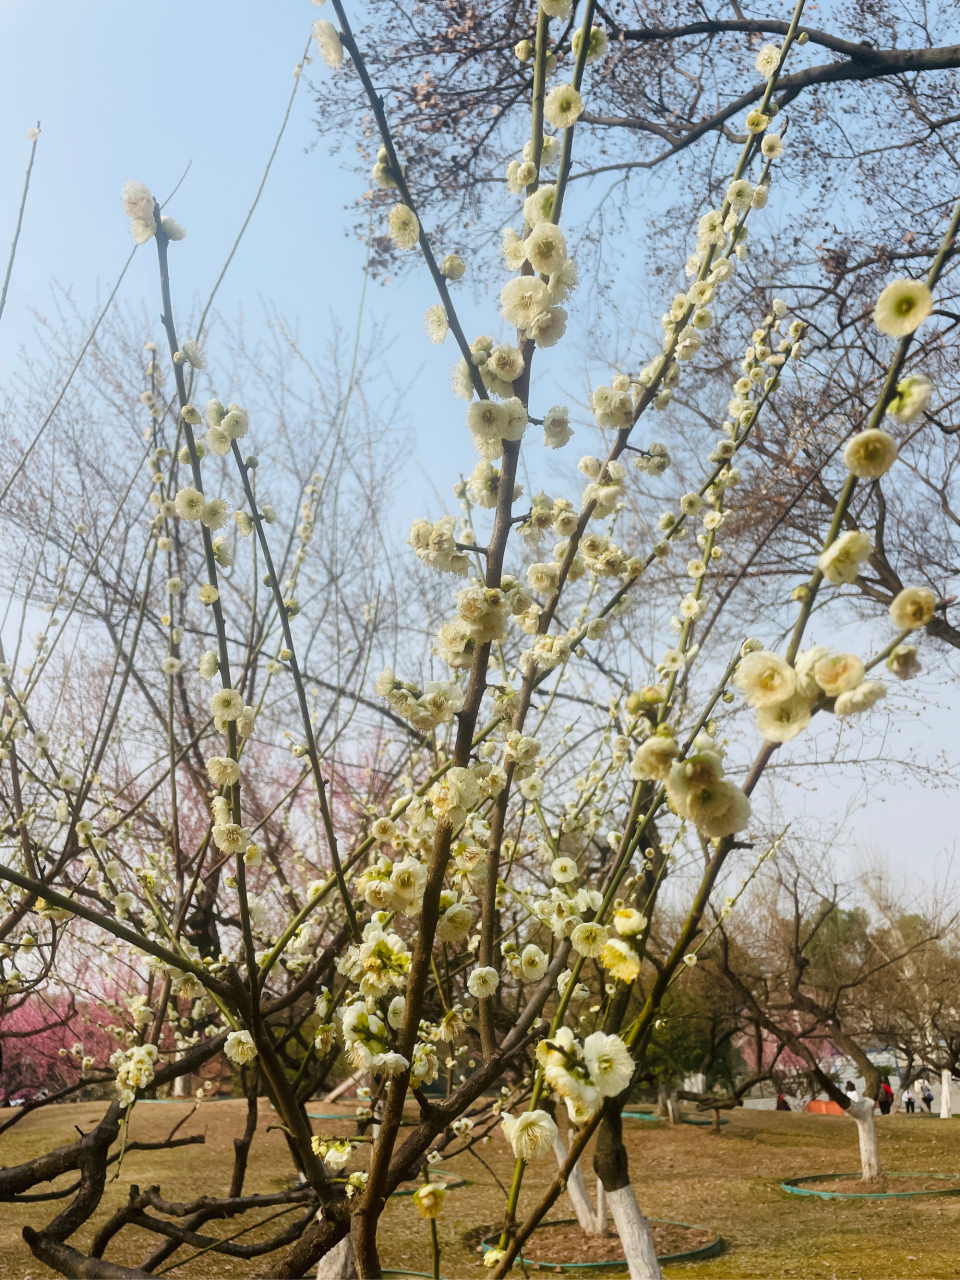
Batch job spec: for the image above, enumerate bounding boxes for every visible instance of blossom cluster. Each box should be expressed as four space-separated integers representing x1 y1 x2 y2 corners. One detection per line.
7 17 947 1268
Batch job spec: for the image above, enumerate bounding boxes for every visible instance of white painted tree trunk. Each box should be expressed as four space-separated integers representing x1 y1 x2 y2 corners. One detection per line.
607 1184 663 1280
941 1069 953 1119
173 1057 189 1097
595 1178 607 1233
553 1134 606 1234
655 1084 681 1124
372 1089 382 1143
847 1098 881 1182
322 1069 364 1104
317 1233 356 1279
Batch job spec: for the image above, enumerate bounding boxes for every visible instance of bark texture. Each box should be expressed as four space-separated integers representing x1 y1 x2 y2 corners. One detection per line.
553 1134 609 1235
606 1186 662 1280
554 1135 598 1233
317 1234 357 1279
848 1098 881 1182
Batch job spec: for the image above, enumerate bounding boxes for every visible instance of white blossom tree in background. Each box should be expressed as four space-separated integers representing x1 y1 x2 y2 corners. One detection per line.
0 0 957 1277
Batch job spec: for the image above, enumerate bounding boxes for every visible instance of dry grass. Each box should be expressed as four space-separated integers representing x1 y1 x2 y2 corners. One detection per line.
3 1098 960 1277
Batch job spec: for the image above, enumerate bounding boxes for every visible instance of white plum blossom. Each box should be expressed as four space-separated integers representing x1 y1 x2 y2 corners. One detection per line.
501 1109 558 1160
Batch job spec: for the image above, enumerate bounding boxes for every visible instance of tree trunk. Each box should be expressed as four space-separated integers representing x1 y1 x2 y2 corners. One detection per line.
941 1069 953 1119
172 1057 189 1098
371 1084 382 1143
595 1177 607 1234
656 1084 669 1118
268 1216 350 1279
317 1233 357 1280
595 1101 661 1279
606 1186 663 1280
23 1229 153 1278
350 1207 379 1279
323 1070 364 1104
554 1134 602 1234
847 1099 881 1182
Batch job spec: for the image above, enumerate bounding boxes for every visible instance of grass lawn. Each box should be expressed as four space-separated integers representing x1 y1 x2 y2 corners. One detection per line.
2 1098 960 1277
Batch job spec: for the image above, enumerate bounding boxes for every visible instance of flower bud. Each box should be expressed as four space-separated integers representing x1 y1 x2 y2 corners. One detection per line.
440 253 466 280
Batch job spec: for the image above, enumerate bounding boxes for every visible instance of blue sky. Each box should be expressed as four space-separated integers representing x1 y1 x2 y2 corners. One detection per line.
0 0 489 504
0 0 656 511
1 0 957 878
0 3 351 347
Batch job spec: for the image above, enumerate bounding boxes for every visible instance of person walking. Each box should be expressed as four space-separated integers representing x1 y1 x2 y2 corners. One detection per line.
844 1081 859 1104
903 1088 917 1114
879 1080 894 1115
921 1082 935 1112
776 1093 790 1111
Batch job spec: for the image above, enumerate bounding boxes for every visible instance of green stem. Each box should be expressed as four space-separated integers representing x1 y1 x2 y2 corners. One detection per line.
525 6 550 209
154 1204 299 1275
329 0 486 400
784 472 857 665
431 1216 440 1280
423 1167 442 1280
0 123 40 326
552 0 595 224
866 628 912 671
786 192 960 667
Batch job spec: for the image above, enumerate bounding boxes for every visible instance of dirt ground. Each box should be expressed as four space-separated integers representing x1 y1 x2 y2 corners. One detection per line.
3 1098 960 1278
